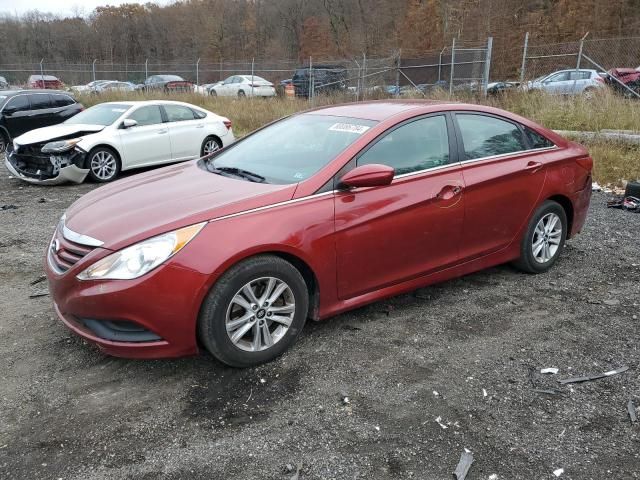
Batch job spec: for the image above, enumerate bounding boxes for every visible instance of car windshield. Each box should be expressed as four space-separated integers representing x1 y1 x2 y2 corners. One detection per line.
64 103 131 126
160 75 184 81
206 114 377 184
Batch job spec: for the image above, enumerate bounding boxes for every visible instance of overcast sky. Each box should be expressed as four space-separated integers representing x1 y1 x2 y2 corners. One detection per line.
0 0 167 17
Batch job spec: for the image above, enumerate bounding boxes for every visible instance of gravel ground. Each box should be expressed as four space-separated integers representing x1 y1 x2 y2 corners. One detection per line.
1 166 639 480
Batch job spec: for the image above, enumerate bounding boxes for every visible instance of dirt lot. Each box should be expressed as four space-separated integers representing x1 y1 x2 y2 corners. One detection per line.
1 166 639 480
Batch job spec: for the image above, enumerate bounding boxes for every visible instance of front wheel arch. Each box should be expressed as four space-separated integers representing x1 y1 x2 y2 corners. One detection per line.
85 145 122 182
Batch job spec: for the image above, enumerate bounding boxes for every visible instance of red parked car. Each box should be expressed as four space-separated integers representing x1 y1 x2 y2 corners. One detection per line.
45 101 593 367
28 74 64 89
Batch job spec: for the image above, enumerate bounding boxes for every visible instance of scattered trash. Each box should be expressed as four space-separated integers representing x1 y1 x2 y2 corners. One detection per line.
374 425 380 432
38 198 46 203
553 468 564 477
625 180 640 198
533 388 565 396
284 464 295 474
435 416 448 429
558 366 629 384
541 368 559 375
602 299 620 306
433 390 439 397
591 182 602 192
628 400 637 424
488 475 498 480
482 388 488 398
29 291 49 298
290 462 303 480
259 378 266 384
341 324 361 331
453 451 474 480
607 195 640 212
30 275 46 286
339 391 350 405
1 204 18 211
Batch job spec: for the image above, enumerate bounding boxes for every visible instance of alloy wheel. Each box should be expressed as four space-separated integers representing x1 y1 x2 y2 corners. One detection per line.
225 276 295 352
90 151 117 180
532 212 562 263
203 139 220 155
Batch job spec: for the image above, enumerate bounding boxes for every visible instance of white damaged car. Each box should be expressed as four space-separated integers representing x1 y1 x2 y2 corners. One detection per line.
5 100 234 184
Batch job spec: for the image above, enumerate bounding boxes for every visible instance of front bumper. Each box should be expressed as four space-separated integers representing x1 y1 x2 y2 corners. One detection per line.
45 238 210 359
5 149 89 185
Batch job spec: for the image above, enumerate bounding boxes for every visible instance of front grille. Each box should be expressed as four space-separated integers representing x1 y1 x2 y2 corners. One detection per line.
48 228 95 274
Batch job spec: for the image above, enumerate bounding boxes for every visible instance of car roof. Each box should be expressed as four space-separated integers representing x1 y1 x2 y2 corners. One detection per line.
304 100 457 121
0 89 72 96
96 100 201 107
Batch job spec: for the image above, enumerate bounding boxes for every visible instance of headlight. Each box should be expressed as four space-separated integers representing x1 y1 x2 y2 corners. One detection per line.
41 138 83 154
77 222 206 280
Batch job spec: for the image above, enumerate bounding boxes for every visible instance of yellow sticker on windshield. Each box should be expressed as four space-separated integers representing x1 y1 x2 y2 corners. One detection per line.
329 123 370 134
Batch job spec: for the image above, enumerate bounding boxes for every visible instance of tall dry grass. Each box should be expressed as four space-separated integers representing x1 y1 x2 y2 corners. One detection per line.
75 89 640 184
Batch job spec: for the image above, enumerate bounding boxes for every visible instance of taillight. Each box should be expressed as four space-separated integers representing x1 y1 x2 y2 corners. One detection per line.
576 157 593 171
595 76 604 83
223 120 232 130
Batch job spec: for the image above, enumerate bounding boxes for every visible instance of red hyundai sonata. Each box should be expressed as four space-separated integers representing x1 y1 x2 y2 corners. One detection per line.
46 101 592 367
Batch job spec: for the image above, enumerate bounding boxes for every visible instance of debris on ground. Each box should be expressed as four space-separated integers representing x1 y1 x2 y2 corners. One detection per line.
29 291 49 298
453 450 474 480
558 366 629 384
435 416 448 429
553 467 565 477
606 195 640 212
38 198 46 203
290 462 303 480
340 324 361 331
592 182 602 192
339 391 350 405
533 388 565 396
1 204 18 211
628 400 637 424
540 368 559 375
30 275 46 286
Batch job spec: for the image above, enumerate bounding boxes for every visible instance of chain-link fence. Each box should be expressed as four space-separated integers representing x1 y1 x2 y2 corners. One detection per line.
0 40 495 99
520 33 640 98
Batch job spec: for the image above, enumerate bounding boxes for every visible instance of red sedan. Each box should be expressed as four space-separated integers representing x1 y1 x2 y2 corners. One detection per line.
46 101 592 367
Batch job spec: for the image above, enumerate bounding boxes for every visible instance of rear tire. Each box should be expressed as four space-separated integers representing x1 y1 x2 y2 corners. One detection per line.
209 89 217 96
238 89 246 98
198 255 309 367
513 200 567 274
87 147 121 183
0 130 8 153
200 136 222 157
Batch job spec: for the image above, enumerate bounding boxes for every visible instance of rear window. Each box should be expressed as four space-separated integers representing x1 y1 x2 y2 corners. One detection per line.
456 113 527 160
29 94 51 109
525 127 555 149
51 94 75 107
65 103 131 126
164 105 196 122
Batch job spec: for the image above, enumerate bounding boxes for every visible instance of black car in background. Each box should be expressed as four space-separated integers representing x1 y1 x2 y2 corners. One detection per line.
292 65 347 98
0 90 82 152
143 75 194 92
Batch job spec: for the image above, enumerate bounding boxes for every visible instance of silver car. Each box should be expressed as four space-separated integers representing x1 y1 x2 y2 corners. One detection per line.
523 69 606 95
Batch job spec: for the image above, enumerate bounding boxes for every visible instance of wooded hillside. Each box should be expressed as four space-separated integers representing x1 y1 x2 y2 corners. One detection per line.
0 0 637 77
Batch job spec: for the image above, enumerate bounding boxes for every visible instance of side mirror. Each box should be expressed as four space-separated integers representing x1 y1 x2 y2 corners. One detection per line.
339 164 394 189
3 107 16 115
121 119 138 129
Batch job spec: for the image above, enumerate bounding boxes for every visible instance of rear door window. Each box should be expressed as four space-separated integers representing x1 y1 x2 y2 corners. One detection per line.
524 127 555 149
164 105 196 122
456 114 527 160
51 94 75 107
29 94 51 110
5 95 30 112
547 72 569 82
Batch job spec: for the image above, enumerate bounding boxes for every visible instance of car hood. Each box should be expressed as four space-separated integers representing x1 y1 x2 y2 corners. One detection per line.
64 160 296 251
15 124 104 146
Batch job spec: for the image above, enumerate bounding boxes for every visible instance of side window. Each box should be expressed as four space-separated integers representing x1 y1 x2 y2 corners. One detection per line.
524 127 555 149
223 76 234 85
128 106 163 126
233 76 243 84
358 115 450 176
51 94 75 107
164 105 196 122
547 72 569 82
192 108 206 119
456 114 527 160
5 95 30 112
29 94 51 110
569 71 590 80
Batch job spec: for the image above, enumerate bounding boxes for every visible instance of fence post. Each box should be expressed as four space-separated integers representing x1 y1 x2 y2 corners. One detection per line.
361 52 366 100
449 38 456 96
438 47 445 83
482 36 493 97
308 56 313 103
196 57 200 86
577 32 589 69
395 49 401 98
92 59 97 83
251 58 255 97
520 32 529 83
145 59 148 80
39 58 44 84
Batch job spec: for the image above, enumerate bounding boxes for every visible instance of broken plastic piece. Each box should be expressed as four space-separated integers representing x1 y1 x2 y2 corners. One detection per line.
541 368 559 375
453 451 474 480
558 366 629 384
628 400 637 423
553 468 564 477
533 388 564 396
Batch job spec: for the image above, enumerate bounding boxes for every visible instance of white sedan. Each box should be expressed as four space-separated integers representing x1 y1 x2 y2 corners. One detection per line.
5 100 234 184
210 75 276 98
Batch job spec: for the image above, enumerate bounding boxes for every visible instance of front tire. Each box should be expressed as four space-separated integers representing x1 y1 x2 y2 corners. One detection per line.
513 200 567 274
198 255 309 367
209 89 217 96
201 136 222 157
238 89 246 98
87 147 121 183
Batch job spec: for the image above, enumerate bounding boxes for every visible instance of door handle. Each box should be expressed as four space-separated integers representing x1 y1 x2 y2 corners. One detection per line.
195 124 204 128
157 129 168 134
525 161 543 173
436 184 463 200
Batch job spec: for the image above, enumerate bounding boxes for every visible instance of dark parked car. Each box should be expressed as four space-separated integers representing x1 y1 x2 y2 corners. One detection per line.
28 75 64 90
487 81 520 96
292 65 347 98
0 76 9 90
0 90 82 152
604 68 640 97
143 75 193 92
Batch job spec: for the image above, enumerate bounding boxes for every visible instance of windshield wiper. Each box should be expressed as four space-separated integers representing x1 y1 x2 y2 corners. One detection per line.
207 164 266 183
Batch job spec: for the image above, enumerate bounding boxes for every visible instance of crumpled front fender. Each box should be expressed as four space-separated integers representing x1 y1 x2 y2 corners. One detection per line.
5 157 89 185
